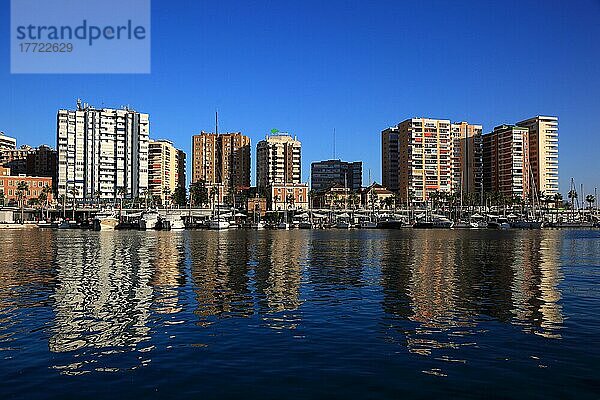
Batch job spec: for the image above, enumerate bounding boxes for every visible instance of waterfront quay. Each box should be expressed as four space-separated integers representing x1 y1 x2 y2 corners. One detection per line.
1 204 598 230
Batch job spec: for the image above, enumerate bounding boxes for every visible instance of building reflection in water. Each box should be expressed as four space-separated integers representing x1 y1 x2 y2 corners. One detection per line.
49 232 156 374
379 230 565 369
0 228 567 377
150 232 187 315
189 231 305 330
190 231 253 323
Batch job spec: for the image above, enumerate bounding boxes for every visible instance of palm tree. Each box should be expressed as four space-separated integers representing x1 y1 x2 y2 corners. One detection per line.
68 185 79 220
553 193 563 209
16 181 29 224
162 186 171 208
38 192 48 220
586 194 596 210
568 189 578 208
567 189 579 220
39 184 52 220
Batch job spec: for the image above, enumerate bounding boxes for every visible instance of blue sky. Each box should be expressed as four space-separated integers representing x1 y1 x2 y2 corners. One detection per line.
1 0 599 194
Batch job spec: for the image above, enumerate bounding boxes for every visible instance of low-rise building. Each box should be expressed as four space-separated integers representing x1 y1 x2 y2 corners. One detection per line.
0 167 53 205
360 183 395 209
267 183 309 211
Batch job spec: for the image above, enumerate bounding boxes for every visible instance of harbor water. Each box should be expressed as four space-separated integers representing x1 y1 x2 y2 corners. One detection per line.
0 229 599 399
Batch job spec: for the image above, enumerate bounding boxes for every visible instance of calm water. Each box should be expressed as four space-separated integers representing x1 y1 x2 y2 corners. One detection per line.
0 229 599 399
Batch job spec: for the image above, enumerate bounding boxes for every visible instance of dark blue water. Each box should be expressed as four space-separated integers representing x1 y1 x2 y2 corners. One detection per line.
0 229 599 399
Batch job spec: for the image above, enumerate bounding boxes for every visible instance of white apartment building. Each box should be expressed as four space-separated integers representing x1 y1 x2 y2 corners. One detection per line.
56 101 149 200
516 116 559 195
0 132 17 151
256 133 302 189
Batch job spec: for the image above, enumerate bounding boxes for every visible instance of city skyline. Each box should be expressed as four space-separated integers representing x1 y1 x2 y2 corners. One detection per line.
1 1 599 194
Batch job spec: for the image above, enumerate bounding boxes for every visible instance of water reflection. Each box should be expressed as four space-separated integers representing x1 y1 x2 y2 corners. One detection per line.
379 230 565 368
0 229 567 379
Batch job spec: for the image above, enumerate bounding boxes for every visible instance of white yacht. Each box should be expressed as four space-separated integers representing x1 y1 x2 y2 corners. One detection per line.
141 210 160 230
95 210 119 231
208 218 230 230
250 221 266 229
169 217 186 230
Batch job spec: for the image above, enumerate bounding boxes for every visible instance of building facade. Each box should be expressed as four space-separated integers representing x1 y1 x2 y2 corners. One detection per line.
256 133 302 190
0 167 53 204
383 118 453 203
516 116 559 196
482 124 529 200
267 183 309 211
0 132 17 151
382 118 483 203
310 159 362 192
148 139 185 204
0 145 34 176
191 132 250 191
451 122 483 196
56 101 149 200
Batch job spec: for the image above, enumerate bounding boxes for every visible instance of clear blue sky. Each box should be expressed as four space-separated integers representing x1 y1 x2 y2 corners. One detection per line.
1 0 599 195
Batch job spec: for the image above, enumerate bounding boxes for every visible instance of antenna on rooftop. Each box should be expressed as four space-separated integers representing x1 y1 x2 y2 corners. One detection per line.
333 128 336 159
215 110 218 135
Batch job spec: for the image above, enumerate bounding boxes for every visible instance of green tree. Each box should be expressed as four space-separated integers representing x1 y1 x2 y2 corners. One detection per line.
554 193 563 209
586 194 596 210
568 189 578 209
16 181 29 223
383 196 393 210
172 186 187 207
189 181 208 207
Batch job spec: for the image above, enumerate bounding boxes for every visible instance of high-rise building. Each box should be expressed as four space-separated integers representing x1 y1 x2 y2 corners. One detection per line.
310 159 362 192
191 131 250 189
482 124 530 200
256 133 301 189
451 122 483 196
382 118 453 202
148 139 186 204
382 118 483 203
516 116 559 195
56 100 149 200
0 132 16 151
176 149 186 190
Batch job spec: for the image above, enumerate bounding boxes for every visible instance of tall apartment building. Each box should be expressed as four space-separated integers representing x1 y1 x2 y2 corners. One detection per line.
56 101 149 200
482 124 529 200
0 132 16 150
311 159 362 192
191 132 250 189
148 139 186 204
451 122 483 195
176 149 186 190
256 133 301 189
516 116 559 195
382 118 483 202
